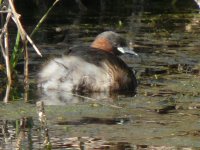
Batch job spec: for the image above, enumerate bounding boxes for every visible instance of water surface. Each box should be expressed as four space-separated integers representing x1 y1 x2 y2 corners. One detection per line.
0 1 200 149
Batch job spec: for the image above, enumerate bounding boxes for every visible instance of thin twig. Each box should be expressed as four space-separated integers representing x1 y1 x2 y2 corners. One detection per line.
8 0 42 56
25 35 42 56
4 19 12 85
65 92 122 109
0 12 11 56
0 11 12 102
0 10 10 13
0 12 12 85
7 0 42 86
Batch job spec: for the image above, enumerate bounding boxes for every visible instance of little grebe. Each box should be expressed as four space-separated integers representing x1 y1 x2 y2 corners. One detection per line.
38 31 137 92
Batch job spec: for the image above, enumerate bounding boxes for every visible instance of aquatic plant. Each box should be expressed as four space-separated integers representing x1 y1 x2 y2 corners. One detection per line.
0 0 60 102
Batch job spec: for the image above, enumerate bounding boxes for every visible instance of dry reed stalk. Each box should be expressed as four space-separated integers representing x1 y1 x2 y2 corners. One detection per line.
1 0 42 86
8 0 42 56
0 12 12 85
36 101 51 147
0 0 59 102
7 0 42 85
3 84 11 103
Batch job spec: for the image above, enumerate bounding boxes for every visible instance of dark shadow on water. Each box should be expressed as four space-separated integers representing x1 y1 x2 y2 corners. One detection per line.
57 116 130 125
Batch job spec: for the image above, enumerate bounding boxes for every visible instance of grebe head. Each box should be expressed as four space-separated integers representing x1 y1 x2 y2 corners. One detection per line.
91 31 138 56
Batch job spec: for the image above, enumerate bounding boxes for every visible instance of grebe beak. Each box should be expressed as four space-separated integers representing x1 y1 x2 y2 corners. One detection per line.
117 47 138 56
